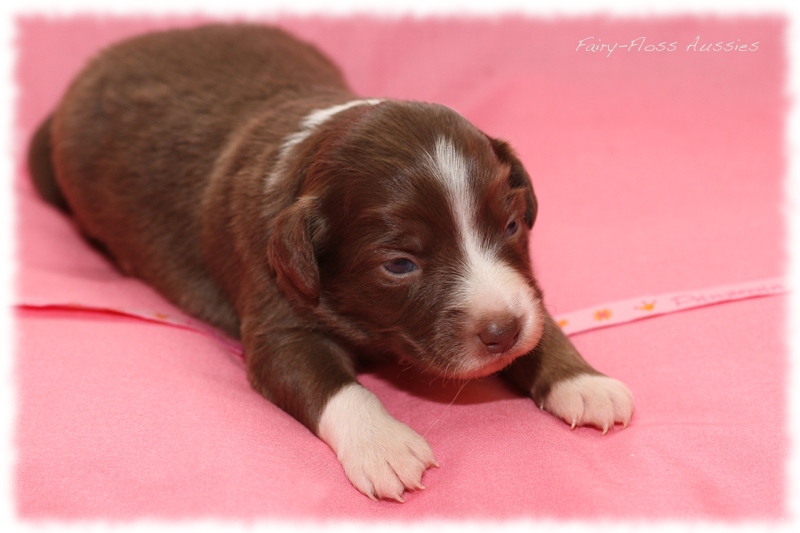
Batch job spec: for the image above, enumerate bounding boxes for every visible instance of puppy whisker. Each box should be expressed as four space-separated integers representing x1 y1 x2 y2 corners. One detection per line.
422 378 471 439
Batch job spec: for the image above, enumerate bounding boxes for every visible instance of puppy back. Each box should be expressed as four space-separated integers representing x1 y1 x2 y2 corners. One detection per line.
41 24 355 334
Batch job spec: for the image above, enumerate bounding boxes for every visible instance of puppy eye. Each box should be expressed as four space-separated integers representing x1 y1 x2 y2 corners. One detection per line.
505 219 519 237
384 258 418 275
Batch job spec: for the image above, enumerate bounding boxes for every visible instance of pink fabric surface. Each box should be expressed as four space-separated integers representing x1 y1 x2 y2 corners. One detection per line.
14 16 787 520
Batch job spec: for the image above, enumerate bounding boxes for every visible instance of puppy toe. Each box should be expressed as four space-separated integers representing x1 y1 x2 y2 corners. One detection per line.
544 374 634 433
389 442 434 491
368 461 408 502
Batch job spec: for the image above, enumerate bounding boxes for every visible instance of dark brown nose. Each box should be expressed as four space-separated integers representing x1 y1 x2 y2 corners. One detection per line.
478 314 521 354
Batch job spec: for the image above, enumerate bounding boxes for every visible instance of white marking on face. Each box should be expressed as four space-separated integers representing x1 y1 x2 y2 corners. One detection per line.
425 136 543 373
317 383 438 502
265 98 383 192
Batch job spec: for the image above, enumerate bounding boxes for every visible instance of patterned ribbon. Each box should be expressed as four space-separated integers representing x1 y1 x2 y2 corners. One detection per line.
553 276 788 336
17 276 789 358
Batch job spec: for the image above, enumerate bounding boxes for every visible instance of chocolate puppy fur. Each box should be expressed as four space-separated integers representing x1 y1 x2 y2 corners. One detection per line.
28 24 634 502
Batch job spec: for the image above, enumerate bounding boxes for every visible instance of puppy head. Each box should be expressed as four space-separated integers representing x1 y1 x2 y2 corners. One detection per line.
269 101 544 379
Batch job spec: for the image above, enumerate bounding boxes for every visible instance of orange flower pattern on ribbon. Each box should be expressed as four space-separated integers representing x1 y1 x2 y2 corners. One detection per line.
593 308 612 321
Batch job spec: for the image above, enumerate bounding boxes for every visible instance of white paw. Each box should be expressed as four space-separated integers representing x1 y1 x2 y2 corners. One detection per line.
318 384 438 502
543 374 634 434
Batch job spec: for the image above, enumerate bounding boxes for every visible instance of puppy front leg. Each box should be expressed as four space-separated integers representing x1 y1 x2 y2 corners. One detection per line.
245 328 437 502
503 310 634 433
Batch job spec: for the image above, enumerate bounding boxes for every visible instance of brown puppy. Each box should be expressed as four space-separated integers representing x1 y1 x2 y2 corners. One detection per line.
28 24 634 502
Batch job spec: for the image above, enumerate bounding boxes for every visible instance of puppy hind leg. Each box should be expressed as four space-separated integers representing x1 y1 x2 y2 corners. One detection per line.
28 114 71 213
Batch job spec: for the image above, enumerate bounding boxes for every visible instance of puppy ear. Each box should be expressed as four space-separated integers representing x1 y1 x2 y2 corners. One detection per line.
489 138 538 228
268 196 322 302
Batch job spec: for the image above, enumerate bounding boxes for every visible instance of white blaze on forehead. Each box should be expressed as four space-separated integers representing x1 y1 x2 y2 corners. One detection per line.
427 136 474 222
425 136 514 299
425 136 542 362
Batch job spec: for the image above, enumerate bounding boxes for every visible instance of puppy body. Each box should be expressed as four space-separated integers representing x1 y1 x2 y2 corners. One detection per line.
29 24 634 501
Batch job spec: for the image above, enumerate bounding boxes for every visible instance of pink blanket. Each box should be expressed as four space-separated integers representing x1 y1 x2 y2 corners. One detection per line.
14 16 787 520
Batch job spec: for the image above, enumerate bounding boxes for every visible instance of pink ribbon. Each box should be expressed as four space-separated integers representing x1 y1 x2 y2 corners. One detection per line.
17 276 789 358
553 277 788 336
